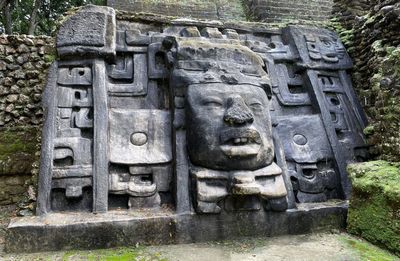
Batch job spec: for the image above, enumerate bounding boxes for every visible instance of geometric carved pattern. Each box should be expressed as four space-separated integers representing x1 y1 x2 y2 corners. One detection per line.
37 5 367 216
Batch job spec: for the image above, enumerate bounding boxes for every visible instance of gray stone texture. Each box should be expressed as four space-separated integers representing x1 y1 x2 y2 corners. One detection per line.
0 35 54 128
332 0 400 161
30 5 365 217
245 0 333 23
56 5 116 59
107 0 246 21
6 201 348 253
108 0 334 24
7 3 368 253
0 35 54 207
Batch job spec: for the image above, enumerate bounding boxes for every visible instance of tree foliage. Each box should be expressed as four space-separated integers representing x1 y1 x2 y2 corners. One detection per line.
0 0 106 35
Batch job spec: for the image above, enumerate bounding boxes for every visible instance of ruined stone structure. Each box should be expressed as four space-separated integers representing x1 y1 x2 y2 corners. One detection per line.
108 0 334 24
332 0 400 161
6 5 367 252
107 0 245 21
0 35 54 206
245 0 333 23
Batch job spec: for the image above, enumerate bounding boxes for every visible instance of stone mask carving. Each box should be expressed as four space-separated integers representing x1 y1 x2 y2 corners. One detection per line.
35 6 367 217
186 83 274 171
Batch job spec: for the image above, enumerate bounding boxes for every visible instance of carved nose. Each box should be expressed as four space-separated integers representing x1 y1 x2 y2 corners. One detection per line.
224 97 254 125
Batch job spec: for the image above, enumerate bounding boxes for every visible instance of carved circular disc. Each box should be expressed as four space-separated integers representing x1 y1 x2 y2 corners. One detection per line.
293 134 307 145
130 132 148 146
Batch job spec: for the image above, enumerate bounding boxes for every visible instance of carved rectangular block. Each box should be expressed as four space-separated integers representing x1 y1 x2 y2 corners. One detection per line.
283 26 352 69
57 67 92 86
108 53 148 95
57 87 93 108
274 115 332 163
56 5 116 58
109 109 172 164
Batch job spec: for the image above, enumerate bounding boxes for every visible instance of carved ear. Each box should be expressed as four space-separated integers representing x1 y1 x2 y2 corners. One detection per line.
262 82 273 100
162 36 176 50
161 36 177 67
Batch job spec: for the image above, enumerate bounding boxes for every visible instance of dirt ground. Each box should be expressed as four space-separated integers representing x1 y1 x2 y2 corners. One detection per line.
0 206 398 261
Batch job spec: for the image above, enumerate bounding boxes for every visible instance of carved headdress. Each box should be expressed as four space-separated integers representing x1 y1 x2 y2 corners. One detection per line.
163 28 271 90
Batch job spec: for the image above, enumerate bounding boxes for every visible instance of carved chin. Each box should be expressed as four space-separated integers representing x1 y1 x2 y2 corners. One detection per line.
220 144 261 157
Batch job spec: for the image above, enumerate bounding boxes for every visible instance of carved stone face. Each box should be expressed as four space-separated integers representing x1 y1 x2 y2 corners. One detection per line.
186 83 274 171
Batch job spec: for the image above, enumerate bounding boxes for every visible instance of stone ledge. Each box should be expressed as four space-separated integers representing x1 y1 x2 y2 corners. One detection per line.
5 201 348 253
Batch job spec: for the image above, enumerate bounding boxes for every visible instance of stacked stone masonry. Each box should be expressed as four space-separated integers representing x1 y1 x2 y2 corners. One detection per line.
0 35 54 206
332 0 400 160
107 0 246 21
34 5 366 216
6 5 367 252
235 0 332 23
108 0 334 24
0 0 338 209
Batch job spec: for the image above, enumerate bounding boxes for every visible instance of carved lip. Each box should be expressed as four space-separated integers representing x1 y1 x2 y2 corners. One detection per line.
219 128 262 157
220 128 262 145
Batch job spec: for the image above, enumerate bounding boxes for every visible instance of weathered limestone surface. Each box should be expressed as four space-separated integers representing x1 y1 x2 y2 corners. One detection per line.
0 35 54 127
331 2 400 257
108 0 334 24
4 4 368 252
0 35 54 207
6 201 348 253
332 0 400 160
107 0 246 21
243 0 333 24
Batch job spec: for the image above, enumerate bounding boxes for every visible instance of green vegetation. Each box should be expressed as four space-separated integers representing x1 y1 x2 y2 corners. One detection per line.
0 126 38 175
339 234 399 261
367 44 400 160
329 17 354 50
1 0 106 36
61 246 167 261
347 161 400 256
0 126 38 160
43 54 56 63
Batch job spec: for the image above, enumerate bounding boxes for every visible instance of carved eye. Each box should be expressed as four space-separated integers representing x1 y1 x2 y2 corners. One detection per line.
249 102 263 112
321 39 333 47
203 98 223 108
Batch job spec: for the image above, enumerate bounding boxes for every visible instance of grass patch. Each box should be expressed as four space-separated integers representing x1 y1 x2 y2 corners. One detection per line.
339 234 399 261
347 161 400 256
61 246 168 261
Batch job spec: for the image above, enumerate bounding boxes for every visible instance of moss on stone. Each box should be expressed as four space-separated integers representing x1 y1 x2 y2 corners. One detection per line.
43 54 56 63
365 45 400 160
328 18 354 49
339 234 399 261
347 161 400 256
363 125 375 136
62 246 167 261
0 126 39 175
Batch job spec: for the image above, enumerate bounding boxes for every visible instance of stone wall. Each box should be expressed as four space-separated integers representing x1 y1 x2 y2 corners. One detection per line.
108 0 335 23
332 0 400 161
245 0 333 24
107 0 246 21
0 35 54 207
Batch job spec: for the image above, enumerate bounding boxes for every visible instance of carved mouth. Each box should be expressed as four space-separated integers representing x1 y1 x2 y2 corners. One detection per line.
219 128 262 157
220 128 262 145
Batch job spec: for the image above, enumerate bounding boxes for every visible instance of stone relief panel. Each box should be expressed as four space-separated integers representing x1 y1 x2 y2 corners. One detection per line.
50 64 94 211
37 5 367 215
283 26 352 70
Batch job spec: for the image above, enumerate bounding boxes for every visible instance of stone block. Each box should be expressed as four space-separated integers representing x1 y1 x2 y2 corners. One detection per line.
56 5 116 59
5 201 348 253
